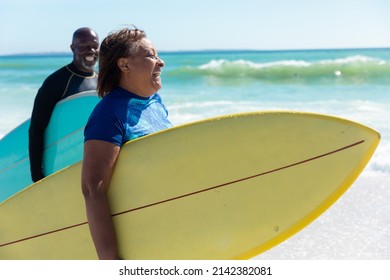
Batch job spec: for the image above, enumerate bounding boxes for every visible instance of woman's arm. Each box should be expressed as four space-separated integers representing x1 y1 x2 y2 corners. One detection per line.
81 139 121 260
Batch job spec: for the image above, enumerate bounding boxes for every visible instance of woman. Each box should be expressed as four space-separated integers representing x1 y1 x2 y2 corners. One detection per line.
81 27 172 260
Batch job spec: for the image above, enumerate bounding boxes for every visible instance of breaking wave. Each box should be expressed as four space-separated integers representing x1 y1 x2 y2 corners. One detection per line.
166 55 390 84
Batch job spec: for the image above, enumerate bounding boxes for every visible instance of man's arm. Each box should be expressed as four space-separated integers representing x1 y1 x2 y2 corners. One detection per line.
28 77 63 182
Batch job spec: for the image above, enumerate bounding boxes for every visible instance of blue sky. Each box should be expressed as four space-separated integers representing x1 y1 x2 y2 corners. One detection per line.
1 0 389 55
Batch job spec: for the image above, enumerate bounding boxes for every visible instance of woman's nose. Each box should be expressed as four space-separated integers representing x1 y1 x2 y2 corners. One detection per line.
157 57 165 67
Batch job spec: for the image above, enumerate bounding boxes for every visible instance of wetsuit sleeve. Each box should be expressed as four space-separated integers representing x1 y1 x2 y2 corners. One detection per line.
28 76 64 182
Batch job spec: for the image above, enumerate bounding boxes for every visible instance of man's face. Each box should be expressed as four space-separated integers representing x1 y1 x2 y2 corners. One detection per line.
71 31 99 73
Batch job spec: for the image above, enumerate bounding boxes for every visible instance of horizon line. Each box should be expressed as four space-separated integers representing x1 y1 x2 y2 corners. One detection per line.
1 46 390 57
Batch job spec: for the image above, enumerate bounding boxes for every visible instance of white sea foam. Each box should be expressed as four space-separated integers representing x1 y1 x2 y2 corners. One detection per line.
319 55 385 65
197 56 385 72
198 59 311 70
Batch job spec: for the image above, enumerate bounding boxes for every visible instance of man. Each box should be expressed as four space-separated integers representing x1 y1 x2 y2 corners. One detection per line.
29 27 99 182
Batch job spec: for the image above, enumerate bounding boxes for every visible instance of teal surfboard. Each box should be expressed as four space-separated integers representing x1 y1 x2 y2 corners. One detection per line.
0 91 100 202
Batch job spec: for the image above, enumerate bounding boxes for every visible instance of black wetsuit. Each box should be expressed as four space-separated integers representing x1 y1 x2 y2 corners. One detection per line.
29 62 97 182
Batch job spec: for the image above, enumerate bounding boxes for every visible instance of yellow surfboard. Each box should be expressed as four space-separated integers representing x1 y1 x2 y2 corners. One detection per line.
0 111 380 260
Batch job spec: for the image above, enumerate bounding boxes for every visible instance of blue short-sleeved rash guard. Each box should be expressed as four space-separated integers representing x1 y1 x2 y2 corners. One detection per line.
84 87 173 146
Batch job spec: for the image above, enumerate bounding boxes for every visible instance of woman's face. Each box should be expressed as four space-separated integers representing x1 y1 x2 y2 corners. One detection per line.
120 38 165 97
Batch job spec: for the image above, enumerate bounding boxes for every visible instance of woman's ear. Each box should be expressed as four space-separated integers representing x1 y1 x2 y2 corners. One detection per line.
117 58 130 72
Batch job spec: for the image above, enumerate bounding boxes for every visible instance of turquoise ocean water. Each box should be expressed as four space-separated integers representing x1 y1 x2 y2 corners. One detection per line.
1 49 389 259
